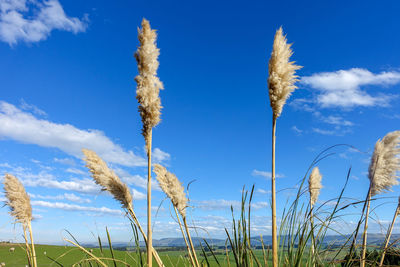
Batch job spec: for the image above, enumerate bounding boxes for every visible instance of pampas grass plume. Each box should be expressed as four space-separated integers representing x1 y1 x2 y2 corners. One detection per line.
153 164 188 217
268 27 302 118
135 18 163 151
368 130 400 196
308 167 322 207
82 149 132 209
3 173 32 225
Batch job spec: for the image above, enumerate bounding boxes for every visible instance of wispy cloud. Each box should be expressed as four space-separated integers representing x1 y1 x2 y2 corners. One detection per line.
30 192 91 203
54 157 76 166
0 0 88 45
252 169 284 179
312 128 335 135
114 168 161 191
132 188 146 200
152 148 171 163
291 126 303 134
195 199 268 211
256 188 270 194
301 68 400 108
31 200 123 215
0 101 146 167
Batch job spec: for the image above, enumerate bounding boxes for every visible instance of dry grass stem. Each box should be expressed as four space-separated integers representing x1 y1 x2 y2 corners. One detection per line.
268 27 302 119
308 167 322 207
267 27 301 267
82 149 132 209
3 173 36 267
368 130 400 196
362 131 400 267
82 148 164 266
134 18 163 151
153 164 188 217
3 173 32 225
379 197 400 267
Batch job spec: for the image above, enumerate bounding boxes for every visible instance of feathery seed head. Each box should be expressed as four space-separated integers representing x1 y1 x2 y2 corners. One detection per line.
3 174 32 225
368 131 400 196
308 167 322 207
268 27 302 118
82 149 132 209
153 164 188 217
134 18 163 152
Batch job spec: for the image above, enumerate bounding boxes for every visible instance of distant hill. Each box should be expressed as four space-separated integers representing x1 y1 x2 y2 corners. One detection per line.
78 233 400 249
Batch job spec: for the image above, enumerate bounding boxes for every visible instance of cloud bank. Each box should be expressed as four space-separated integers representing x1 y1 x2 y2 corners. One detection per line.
0 0 88 45
301 68 400 108
0 101 146 167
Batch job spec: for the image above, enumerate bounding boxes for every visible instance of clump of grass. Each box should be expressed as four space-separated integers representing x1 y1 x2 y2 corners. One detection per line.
134 18 164 267
82 148 164 267
3 173 37 267
267 26 302 267
361 131 400 267
153 164 199 267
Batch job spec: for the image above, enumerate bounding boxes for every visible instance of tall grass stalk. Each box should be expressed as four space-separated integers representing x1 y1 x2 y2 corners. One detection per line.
134 18 164 267
361 131 400 267
3 173 37 267
153 164 199 267
267 27 301 267
174 206 196 267
82 149 164 266
379 198 400 266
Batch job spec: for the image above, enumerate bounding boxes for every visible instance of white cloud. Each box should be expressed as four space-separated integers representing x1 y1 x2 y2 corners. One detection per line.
65 167 86 175
317 114 353 126
30 192 91 203
0 0 88 45
20 99 47 116
301 68 400 108
252 169 284 179
132 188 146 200
195 199 268 211
114 168 161 191
0 101 146 167
6 166 101 194
54 157 75 165
152 148 171 163
31 200 123 215
256 188 270 194
291 126 303 134
312 128 335 135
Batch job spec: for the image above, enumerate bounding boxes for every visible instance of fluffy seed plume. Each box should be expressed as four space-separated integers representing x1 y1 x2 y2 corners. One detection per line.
82 149 132 209
3 174 32 225
368 131 400 196
134 18 163 151
268 27 302 118
308 167 323 206
153 164 188 217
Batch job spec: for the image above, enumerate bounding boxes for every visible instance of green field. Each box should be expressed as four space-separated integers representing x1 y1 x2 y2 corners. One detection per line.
0 242 350 266
0 243 273 266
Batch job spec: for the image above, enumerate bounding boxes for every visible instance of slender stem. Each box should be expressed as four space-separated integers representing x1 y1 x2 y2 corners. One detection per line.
347 186 371 266
361 189 372 267
174 207 195 266
310 207 315 267
147 130 153 267
23 225 32 267
183 217 200 267
127 205 165 267
379 206 399 267
28 221 37 267
271 115 278 267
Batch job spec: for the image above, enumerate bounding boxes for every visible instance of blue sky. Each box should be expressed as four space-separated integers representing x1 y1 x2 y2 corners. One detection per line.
0 0 400 244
